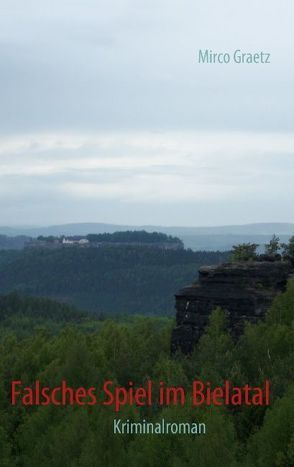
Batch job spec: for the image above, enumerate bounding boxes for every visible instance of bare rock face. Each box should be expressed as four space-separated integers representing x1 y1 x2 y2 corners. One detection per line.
171 261 293 354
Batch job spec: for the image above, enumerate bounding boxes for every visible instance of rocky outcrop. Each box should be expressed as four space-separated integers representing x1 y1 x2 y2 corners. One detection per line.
171 261 293 354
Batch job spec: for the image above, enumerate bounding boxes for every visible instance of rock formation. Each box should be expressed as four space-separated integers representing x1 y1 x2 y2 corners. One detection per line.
171 260 293 354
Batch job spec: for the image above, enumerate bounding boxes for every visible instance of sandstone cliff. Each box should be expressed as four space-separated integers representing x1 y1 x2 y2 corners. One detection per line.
171 261 293 354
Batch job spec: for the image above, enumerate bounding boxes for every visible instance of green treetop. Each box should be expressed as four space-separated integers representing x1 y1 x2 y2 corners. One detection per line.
265 234 280 256
231 242 259 262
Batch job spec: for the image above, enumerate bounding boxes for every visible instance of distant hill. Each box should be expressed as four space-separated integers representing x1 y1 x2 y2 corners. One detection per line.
0 223 131 237
0 222 293 251
1 222 294 237
181 234 292 252
161 223 294 236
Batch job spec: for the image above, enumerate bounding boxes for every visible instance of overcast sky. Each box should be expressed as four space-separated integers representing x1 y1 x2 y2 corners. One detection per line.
1 0 294 226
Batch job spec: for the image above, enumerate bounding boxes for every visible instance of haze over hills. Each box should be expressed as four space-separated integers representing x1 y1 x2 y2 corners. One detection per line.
1 222 294 236
0 222 293 251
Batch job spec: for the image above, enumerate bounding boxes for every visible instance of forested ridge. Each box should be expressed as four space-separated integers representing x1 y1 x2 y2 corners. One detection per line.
0 247 229 315
73 230 183 244
0 283 293 466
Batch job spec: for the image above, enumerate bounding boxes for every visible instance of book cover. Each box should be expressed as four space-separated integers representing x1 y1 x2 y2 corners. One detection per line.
0 1 293 466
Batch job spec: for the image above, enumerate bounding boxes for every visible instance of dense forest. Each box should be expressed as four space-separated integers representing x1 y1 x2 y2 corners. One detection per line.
0 283 293 466
0 247 229 315
78 231 183 245
0 235 28 251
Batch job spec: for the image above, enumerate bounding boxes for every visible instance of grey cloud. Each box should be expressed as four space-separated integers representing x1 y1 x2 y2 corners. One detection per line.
0 131 293 225
0 1 294 225
0 0 294 133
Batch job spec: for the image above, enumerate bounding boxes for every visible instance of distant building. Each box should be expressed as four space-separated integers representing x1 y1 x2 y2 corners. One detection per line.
62 238 89 246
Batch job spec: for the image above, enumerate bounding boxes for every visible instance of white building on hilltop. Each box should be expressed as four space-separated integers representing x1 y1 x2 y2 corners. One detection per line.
62 237 89 246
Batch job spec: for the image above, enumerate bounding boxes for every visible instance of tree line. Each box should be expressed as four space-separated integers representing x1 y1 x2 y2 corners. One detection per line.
231 235 294 263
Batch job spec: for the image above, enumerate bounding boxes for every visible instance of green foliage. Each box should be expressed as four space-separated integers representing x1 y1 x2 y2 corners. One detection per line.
231 235 294 262
247 388 294 466
282 235 294 264
86 230 183 246
127 405 238 467
190 308 239 385
0 282 293 465
231 243 259 262
0 293 100 338
265 234 280 256
267 281 294 327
